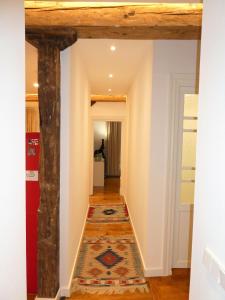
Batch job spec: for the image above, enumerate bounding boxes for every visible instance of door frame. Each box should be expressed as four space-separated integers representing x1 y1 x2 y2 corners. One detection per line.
89 115 126 196
164 73 198 275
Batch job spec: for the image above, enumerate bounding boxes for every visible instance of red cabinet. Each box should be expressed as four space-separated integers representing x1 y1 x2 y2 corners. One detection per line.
26 132 40 294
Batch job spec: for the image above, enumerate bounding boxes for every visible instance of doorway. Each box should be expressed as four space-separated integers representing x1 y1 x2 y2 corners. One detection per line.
24 34 200 298
92 120 122 195
167 74 199 274
173 94 198 268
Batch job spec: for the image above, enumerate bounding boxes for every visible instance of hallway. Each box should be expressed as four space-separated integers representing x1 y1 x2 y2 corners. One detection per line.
69 180 190 300
71 186 149 297
3 2 225 300
24 38 197 298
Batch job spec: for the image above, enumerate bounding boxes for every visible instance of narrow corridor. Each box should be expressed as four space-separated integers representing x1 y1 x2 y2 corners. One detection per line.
71 184 149 297
69 179 190 300
27 179 190 300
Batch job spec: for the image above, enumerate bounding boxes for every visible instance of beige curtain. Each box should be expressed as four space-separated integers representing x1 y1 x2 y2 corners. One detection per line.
106 122 121 177
26 103 40 132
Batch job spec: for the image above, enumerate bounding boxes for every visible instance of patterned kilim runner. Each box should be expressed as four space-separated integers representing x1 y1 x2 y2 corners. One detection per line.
72 203 149 294
87 204 129 223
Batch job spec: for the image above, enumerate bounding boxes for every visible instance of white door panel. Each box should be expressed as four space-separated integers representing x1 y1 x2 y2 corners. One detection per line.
172 93 198 268
173 205 193 267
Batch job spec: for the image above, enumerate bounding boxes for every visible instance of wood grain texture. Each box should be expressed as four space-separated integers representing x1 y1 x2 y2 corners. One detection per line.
69 190 190 299
149 269 190 300
37 39 61 299
28 269 190 300
27 182 190 299
70 269 190 300
26 28 77 50
91 95 127 102
70 289 153 300
89 194 124 205
26 30 76 298
26 93 38 102
93 177 121 194
25 4 202 40
84 222 133 237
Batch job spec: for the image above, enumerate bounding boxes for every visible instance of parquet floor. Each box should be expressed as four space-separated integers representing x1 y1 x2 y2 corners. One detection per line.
28 178 190 300
70 180 190 300
28 268 190 300
70 268 190 300
93 177 120 194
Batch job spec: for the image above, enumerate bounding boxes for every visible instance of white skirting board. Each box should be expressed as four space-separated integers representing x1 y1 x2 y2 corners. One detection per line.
60 205 89 297
35 289 60 300
123 196 165 278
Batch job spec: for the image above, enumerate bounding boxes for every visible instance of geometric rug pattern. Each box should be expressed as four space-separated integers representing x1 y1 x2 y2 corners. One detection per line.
72 236 149 294
87 204 129 223
72 203 149 294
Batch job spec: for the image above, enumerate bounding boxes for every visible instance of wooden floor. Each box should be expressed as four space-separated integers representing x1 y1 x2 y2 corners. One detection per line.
28 269 190 300
29 178 190 300
93 177 120 194
149 269 190 300
70 269 190 300
70 180 190 300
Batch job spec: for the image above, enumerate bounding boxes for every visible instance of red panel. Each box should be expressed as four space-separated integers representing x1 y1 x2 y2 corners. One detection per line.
26 132 40 294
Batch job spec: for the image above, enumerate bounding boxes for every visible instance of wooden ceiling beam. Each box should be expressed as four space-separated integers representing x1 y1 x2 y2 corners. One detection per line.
25 3 202 40
26 94 126 103
26 93 38 101
91 95 127 103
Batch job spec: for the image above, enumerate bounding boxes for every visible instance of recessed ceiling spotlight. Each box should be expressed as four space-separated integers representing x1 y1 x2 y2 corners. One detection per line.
110 45 116 52
33 82 39 88
109 74 113 78
108 88 112 92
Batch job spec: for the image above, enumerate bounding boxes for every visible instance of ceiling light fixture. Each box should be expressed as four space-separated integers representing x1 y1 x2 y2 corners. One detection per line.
109 74 113 78
110 45 116 52
33 82 39 88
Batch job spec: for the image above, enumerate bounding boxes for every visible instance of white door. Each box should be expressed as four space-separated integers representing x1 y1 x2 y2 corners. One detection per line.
173 94 198 268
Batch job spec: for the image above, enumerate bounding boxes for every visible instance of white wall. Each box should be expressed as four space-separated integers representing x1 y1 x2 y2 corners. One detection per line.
0 1 26 299
126 40 198 277
60 44 90 295
149 41 198 275
190 1 225 299
126 44 153 275
94 121 107 151
90 102 126 118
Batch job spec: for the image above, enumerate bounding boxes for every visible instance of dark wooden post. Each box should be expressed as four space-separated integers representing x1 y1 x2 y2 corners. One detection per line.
26 29 77 298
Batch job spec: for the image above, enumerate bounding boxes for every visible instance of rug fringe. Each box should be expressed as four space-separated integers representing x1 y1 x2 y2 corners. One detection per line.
71 279 149 295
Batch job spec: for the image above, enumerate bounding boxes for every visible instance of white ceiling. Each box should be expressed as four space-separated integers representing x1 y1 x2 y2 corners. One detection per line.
26 39 152 95
76 39 151 94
